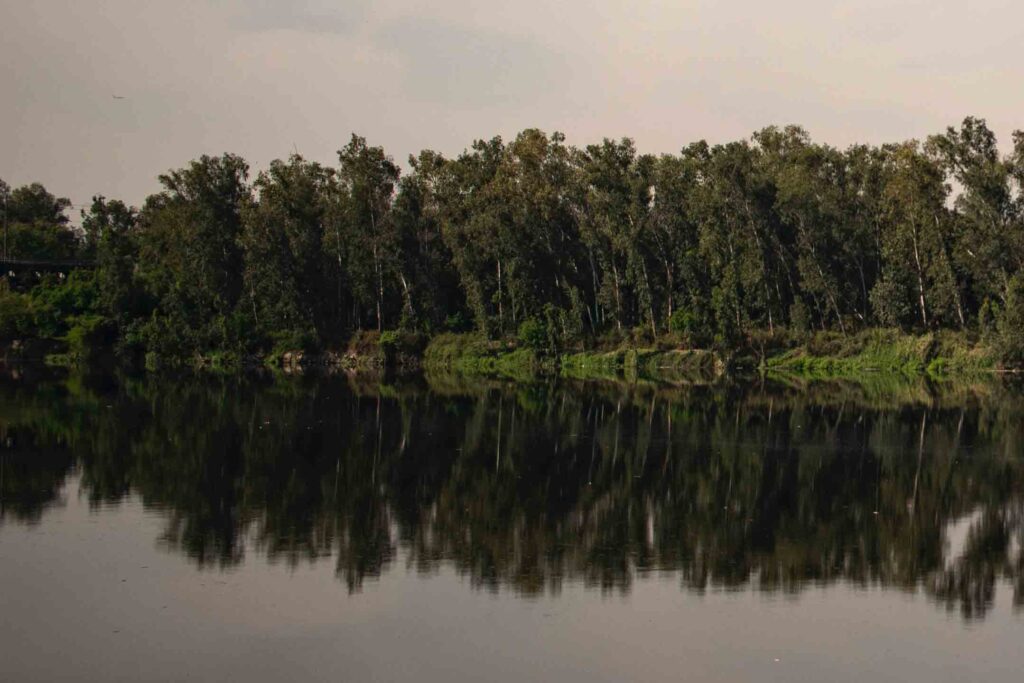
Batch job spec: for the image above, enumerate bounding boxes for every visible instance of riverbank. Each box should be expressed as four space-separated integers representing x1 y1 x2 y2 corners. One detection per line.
762 329 998 380
417 328 1001 382
4 327 1006 383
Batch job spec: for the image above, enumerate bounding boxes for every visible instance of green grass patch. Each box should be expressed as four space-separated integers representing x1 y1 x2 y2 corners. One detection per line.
424 333 549 379
765 329 996 380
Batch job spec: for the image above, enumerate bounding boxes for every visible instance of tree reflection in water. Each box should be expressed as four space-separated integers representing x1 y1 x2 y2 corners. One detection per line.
2 368 1024 619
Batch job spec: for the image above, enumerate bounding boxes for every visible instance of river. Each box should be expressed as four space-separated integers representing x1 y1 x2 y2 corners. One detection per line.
2 368 1023 681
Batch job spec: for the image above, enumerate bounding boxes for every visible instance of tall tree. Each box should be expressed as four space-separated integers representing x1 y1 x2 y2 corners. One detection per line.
135 154 250 354
927 117 1020 310
874 142 961 329
82 196 141 334
0 180 76 260
241 155 336 349
337 135 400 332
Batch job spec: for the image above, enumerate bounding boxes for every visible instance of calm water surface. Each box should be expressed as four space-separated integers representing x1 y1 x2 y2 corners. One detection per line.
2 368 1024 682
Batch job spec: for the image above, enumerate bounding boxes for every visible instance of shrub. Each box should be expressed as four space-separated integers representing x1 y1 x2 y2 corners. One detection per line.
444 311 472 333
269 328 317 355
30 271 101 338
0 288 34 340
423 332 490 368
518 318 548 350
871 273 916 329
669 306 713 347
788 300 811 334
997 273 1024 367
64 314 114 359
668 308 695 335
379 329 426 362
347 329 381 355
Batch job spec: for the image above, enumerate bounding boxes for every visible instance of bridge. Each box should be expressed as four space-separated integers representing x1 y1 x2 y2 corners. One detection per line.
0 258 97 274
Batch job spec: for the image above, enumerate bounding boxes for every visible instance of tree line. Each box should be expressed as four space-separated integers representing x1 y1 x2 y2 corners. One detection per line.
2 116 1024 361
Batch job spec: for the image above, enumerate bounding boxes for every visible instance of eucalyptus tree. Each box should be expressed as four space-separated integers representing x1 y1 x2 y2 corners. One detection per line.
575 138 653 335
240 155 336 349
841 144 889 323
81 196 141 336
687 139 783 339
926 117 1020 311
433 137 505 333
489 129 585 338
135 154 251 355
337 135 401 332
646 153 705 330
759 127 873 334
391 149 464 331
873 142 962 329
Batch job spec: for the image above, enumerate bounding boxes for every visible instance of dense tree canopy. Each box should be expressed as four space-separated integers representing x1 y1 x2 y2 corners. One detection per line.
2 116 1023 360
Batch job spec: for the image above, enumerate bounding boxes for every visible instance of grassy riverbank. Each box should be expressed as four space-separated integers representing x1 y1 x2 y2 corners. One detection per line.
762 329 997 380
415 328 999 383
6 326 1005 385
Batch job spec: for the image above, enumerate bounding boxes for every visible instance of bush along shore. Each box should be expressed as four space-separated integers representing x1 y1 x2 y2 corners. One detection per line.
412 327 1001 382
70 326 1004 383
4 116 1024 377
0 321 1008 383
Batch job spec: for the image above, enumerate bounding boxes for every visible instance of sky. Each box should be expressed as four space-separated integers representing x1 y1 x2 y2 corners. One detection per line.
2 0 1023 209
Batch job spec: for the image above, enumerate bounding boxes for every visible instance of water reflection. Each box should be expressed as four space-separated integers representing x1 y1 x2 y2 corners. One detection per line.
2 368 1024 619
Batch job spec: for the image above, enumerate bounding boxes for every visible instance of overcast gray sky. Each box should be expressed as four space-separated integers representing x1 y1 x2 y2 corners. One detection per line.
2 0 1022 208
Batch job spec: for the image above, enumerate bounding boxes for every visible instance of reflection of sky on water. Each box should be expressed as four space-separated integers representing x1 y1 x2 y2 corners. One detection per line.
3 471 1024 683
3 372 1024 622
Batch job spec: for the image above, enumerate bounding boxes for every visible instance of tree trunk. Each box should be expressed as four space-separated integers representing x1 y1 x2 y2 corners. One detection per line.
937 216 965 328
910 224 928 328
664 261 674 321
640 258 657 338
496 259 504 332
399 271 413 322
611 260 623 331
373 243 383 332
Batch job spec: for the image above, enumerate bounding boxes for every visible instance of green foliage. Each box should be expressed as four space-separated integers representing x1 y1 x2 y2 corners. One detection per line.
444 312 472 333
348 329 382 356
666 307 712 345
1 181 77 261
517 318 548 350
29 271 101 338
269 328 318 355
559 349 627 379
134 154 250 355
997 273 1024 367
870 272 917 328
378 329 425 365
3 115 1024 369
63 314 113 360
766 329 994 379
0 287 34 340
423 332 490 368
